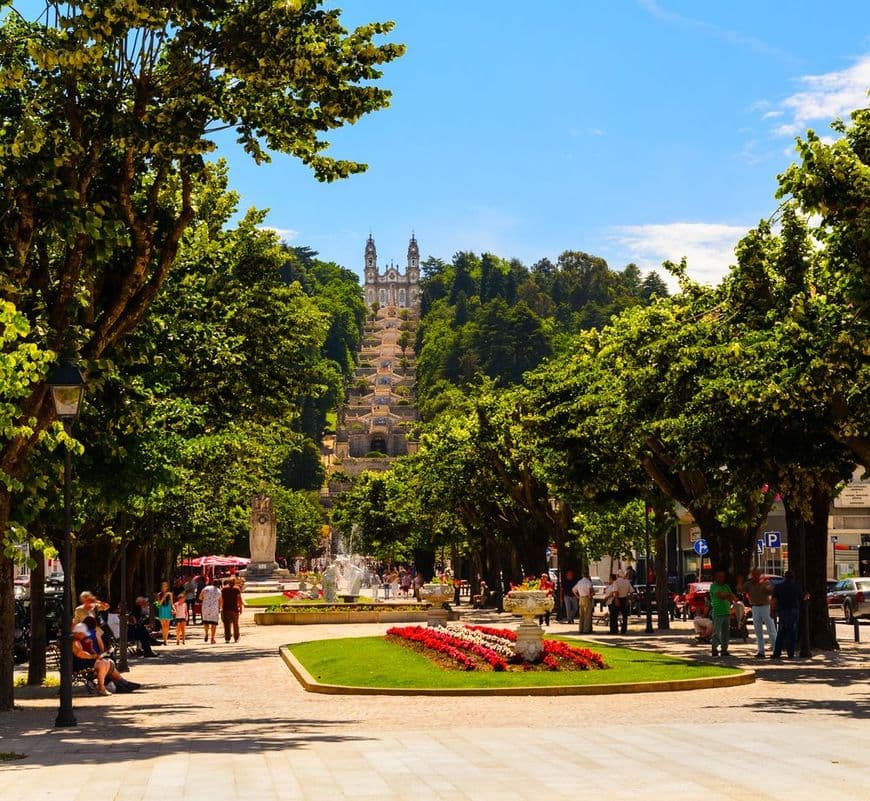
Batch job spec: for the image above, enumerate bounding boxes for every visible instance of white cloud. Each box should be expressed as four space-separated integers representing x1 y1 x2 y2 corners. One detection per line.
771 54 870 136
611 222 746 287
258 226 298 242
638 0 794 61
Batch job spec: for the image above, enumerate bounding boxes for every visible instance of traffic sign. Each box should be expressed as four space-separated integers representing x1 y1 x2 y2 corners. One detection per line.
830 535 839 544
693 539 709 556
757 539 764 554
764 531 782 549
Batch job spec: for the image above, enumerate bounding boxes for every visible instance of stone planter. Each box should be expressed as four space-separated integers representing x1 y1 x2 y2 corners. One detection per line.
503 590 555 662
420 583 453 628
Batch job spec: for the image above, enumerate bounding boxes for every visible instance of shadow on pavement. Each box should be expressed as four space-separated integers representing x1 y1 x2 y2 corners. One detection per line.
730 695 870 720
0 711 370 767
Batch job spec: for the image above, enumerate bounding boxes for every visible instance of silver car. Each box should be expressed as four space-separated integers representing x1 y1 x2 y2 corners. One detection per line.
826 578 870 623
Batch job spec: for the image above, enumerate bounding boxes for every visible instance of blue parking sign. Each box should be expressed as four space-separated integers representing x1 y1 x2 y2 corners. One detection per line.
764 531 781 549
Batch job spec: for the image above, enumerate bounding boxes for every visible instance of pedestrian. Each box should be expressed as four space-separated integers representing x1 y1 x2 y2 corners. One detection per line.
744 567 777 659
609 572 634 634
709 569 737 658
128 598 157 657
604 573 619 633
221 577 244 643
184 575 197 624
771 570 810 659
562 570 577 624
156 581 174 646
199 578 222 644
173 593 188 644
538 572 554 626
693 603 714 641
574 570 595 634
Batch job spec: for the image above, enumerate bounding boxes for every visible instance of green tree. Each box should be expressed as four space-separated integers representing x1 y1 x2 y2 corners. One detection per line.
0 1 402 707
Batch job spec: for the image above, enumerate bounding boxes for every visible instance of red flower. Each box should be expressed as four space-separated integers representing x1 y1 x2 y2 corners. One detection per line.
387 626 507 671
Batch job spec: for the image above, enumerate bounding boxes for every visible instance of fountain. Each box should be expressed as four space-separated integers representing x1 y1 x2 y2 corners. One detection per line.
323 555 365 603
503 589 554 661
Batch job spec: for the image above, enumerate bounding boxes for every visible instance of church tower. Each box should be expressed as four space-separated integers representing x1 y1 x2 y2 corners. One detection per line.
407 234 419 281
363 233 420 309
365 234 377 284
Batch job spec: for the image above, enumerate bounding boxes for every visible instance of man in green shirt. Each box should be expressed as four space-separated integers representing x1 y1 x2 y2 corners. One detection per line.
709 569 737 658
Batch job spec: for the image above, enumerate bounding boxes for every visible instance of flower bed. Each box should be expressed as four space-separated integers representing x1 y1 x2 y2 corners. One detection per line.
385 624 607 672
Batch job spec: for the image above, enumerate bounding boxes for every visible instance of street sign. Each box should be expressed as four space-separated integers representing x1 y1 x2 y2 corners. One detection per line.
757 539 764 554
764 531 782 549
693 539 709 556
689 526 702 542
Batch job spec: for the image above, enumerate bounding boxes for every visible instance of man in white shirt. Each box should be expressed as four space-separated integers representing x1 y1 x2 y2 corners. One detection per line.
573 571 595 634
606 573 635 634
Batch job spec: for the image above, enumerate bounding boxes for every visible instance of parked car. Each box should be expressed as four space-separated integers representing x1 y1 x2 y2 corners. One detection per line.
826 578 870 623
630 584 678 615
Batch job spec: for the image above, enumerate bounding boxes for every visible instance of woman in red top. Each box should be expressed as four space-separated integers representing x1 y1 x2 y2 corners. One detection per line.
539 572 554 626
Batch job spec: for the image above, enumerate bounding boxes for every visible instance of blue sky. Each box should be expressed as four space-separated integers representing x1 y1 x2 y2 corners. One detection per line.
225 2 867 284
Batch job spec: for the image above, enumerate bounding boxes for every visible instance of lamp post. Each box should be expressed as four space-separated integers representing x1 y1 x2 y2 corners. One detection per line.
46 360 86 728
644 504 654 634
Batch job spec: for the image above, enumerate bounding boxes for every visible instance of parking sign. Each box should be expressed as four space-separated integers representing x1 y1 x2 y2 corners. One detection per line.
764 531 782 549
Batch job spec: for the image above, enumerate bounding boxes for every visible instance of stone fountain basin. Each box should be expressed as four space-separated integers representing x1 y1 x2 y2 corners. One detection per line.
254 603 460 626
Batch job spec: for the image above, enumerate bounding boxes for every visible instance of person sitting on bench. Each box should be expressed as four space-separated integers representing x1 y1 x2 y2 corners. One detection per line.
72 624 141 696
693 603 714 642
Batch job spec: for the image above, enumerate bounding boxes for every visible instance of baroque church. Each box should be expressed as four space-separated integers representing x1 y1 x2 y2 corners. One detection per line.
329 235 421 472
363 234 420 308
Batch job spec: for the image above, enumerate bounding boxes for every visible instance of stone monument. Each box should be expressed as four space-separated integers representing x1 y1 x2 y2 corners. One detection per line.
243 494 290 589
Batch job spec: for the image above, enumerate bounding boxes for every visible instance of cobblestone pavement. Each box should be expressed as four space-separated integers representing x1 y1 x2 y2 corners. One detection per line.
1 605 867 801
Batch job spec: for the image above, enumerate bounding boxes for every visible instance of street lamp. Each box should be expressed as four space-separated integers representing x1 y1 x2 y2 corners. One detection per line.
46 360 86 728
644 504 654 634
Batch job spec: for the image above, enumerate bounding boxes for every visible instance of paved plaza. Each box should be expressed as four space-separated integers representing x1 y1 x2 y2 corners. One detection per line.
1 606 867 801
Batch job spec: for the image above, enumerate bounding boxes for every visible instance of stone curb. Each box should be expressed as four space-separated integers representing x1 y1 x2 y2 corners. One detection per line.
279 644 756 697
256 610 460 625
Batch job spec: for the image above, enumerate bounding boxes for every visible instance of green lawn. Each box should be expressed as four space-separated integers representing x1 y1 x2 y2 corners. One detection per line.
246 596 329 607
287 635 741 689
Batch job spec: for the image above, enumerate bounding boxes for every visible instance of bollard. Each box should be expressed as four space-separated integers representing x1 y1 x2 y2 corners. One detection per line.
854 618 860 643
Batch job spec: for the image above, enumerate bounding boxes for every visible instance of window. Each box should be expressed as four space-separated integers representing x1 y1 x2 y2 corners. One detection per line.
379 289 386 305
398 288 406 307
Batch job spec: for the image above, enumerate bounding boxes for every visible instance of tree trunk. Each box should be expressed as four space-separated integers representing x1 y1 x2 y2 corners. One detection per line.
0 490 15 711
27 544 47 685
806 487 837 650
654 531 670 630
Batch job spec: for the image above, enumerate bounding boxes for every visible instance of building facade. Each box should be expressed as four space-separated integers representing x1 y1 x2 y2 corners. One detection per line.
329 235 421 475
363 234 420 309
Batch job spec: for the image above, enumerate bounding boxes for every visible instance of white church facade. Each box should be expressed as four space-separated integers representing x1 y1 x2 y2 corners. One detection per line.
363 234 420 308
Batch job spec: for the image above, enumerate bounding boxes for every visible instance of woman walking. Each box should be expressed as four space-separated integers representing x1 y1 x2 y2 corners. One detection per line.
173 592 188 644
199 578 222 644
156 581 173 646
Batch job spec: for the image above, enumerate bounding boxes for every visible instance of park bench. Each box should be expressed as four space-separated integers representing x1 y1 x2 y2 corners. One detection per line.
46 642 99 693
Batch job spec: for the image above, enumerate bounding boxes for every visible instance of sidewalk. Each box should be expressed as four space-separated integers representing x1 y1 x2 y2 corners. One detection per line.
1 610 866 800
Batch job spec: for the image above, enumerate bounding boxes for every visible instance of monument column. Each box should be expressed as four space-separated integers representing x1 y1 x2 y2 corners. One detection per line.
245 494 290 588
